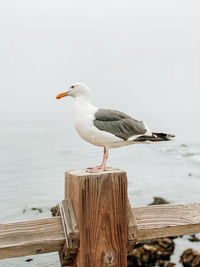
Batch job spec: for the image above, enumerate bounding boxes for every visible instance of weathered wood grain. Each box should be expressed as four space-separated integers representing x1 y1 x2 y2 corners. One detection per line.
58 200 79 266
127 199 138 254
1 203 200 260
133 202 200 241
59 199 79 249
0 217 65 259
65 168 128 267
59 243 77 267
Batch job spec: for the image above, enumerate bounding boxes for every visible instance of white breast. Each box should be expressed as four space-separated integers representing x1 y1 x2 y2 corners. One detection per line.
72 99 122 147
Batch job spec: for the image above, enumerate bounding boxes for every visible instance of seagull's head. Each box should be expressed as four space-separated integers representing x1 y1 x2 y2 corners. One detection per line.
56 83 90 100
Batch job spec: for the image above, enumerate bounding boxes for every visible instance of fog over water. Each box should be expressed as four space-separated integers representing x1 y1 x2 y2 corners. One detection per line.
0 0 200 266
0 0 199 125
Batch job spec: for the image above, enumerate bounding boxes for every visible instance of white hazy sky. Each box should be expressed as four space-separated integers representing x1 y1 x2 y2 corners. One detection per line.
0 0 199 131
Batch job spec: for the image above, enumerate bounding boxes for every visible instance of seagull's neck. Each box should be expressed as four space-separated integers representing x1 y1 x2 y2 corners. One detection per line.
74 94 90 104
73 94 97 115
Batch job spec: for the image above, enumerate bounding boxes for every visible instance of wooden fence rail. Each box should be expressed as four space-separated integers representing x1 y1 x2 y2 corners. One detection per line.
1 203 200 260
0 169 200 266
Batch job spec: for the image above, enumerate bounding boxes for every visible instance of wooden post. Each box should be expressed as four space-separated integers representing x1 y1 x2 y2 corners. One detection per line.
65 168 128 267
58 200 79 266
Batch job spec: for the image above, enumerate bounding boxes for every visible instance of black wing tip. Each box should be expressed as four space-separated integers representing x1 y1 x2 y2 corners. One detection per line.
166 134 175 139
152 132 175 139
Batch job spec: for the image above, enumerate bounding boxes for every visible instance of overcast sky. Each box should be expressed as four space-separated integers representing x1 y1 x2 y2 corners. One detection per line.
0 0 199 131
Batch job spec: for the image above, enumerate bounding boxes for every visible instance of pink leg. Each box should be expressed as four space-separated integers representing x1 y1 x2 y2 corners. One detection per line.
87 147 106 170
87 147 109 173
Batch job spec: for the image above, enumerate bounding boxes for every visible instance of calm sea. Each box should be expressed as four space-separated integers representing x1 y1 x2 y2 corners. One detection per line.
0 120 200 266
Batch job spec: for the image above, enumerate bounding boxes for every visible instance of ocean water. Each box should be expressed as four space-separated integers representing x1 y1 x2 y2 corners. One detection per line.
0 120 200 266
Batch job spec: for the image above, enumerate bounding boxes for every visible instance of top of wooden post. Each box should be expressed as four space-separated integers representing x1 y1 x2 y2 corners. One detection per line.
66 167 126 177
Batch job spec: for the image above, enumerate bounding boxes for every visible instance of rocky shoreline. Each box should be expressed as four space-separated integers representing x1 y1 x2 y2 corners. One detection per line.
127 236 200 267
127 197 200 267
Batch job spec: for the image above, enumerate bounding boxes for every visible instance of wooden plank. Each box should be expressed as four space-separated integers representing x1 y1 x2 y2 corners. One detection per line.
132 202 200 241
58 200 79 266
59 243 77 267
59 199 79 249
65 168 128 267
0 217 65 259
1 202 200 260
127 199 138 254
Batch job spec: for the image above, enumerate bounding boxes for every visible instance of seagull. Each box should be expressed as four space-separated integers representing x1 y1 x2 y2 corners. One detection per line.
56 83 174 173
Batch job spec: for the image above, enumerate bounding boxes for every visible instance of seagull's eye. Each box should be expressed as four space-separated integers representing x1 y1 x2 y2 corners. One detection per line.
71 85 74 89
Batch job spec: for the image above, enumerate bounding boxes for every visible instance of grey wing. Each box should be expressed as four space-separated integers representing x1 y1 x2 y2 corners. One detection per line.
93 109 147 141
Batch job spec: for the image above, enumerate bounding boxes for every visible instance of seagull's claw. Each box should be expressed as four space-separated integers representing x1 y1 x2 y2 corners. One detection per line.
86 167 106 173
87 165 102 170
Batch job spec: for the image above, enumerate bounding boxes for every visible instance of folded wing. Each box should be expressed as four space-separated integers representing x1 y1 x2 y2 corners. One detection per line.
93 109 147 141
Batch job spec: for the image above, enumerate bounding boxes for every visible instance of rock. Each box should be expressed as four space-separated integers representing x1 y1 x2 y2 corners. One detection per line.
127 238 175 266
23 207 43 214
166 263 175 267
180 248 200 267
31 207 43 213
188 235 200 242
51 204 60 217
22 208 26 213
149 197 170 206
181 144 188 147
25 258 33 262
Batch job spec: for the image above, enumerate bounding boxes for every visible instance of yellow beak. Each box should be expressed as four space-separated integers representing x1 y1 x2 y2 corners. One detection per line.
56 91 69 99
